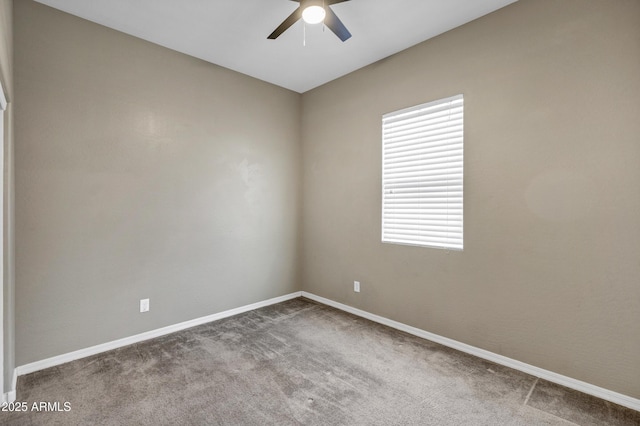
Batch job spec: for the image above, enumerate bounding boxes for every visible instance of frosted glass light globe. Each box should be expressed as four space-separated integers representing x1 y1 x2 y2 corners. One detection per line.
302 5 326 24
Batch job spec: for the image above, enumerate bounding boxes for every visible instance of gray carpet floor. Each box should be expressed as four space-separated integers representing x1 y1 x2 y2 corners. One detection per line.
3 298 639 425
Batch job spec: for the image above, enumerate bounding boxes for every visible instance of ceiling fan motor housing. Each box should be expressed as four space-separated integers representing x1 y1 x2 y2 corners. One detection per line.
302 0 325 9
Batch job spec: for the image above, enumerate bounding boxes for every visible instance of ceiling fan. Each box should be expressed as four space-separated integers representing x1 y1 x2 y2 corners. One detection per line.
268 0 352 42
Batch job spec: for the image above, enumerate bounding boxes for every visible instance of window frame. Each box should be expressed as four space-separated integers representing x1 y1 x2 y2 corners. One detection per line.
381 94 464 250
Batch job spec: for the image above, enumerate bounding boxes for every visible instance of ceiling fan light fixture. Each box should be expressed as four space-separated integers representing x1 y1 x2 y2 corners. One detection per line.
302 5 326 25
268 0 351 42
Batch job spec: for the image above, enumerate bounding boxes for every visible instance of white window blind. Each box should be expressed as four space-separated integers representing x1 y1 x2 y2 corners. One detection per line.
382 94 463 250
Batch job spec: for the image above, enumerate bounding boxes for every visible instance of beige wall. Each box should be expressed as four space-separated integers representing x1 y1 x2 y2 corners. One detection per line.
0 0 13 394
301 0 640 398
0 0 10 92
14 1 301 365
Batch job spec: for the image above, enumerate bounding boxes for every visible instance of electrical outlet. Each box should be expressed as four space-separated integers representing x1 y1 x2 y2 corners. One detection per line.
140 298 150 313
354 281 360 293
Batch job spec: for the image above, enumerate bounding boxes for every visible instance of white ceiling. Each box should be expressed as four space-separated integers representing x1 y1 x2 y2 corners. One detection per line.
35 0 517 93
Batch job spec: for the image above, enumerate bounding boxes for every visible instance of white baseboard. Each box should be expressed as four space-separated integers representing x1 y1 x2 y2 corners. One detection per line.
301 291 640 412
15 292 302 377
2 389 15 404
2 370 16 403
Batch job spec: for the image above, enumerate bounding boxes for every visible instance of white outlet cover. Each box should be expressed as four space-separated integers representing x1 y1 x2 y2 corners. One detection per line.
140 298 150 313
354 281 360 293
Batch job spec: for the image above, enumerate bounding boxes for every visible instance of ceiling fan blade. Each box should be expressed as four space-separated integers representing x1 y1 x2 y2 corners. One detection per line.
324 7 352 41
268 7 303 39
326 0 350 4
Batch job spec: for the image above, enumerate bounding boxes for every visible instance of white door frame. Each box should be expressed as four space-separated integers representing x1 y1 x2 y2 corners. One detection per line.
0 79 7 400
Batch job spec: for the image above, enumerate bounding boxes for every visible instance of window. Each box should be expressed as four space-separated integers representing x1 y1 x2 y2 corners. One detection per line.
382 94 463 250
